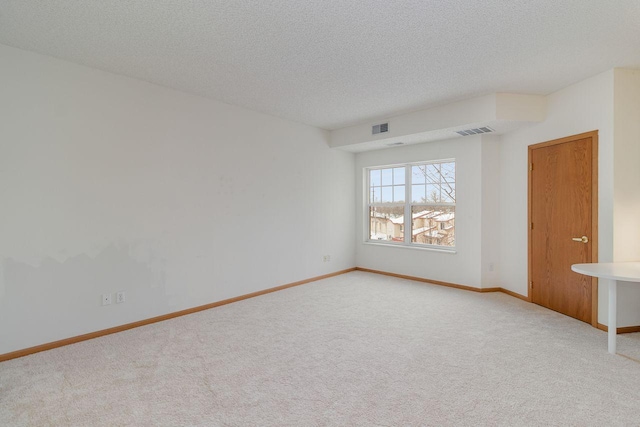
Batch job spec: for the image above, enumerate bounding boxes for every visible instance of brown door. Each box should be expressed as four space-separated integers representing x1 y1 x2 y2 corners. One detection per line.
529 132 598 324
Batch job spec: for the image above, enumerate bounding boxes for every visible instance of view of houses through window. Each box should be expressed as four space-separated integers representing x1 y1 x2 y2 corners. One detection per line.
368 160 455 248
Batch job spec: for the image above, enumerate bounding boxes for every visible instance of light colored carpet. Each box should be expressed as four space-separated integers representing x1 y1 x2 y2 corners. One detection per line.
2 271 640 426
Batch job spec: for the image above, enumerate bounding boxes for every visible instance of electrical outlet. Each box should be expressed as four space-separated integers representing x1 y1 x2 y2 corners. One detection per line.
102 294 112 306
116 291 126 304
323 255 331 262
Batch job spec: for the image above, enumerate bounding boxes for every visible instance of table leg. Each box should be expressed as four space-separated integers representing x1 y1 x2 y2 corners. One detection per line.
608 280 617 354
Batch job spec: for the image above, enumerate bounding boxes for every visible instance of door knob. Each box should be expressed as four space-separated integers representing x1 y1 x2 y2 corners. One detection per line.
572 236 589 243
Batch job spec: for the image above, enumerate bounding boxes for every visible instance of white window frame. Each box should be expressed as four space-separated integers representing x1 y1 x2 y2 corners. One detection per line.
365 159 456 250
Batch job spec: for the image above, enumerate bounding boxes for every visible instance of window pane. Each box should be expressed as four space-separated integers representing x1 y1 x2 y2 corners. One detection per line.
393 167 405 185
442 183 455 203
381 168 393 186
369 206 405 241
441 162 455 181
393 185 405 203
412 165 426 184
370 169 381 186
426 184 440 202
412 184 425 203
371 187 380 203
381 186 392 203
426 164 439 183
411 205 455 247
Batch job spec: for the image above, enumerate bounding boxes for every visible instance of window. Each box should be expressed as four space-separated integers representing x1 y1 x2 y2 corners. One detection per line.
367 160 455 249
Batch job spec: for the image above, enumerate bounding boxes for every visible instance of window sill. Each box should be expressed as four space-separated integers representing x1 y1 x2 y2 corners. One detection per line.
362 241 457 254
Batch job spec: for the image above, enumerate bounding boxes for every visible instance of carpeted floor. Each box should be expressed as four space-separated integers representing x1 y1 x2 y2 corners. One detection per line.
1 271 640 426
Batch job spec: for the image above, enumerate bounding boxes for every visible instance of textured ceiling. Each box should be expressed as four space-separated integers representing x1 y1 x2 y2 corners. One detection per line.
1 1 639 130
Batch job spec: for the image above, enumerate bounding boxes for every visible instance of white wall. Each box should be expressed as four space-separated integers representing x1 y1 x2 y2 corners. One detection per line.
613 68 640 261
354 136 485 287
480 135 501 287
0 44 355 354
612 68 640 323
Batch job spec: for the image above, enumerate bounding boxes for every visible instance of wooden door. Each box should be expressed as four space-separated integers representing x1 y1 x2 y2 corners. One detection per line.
529 132 598 324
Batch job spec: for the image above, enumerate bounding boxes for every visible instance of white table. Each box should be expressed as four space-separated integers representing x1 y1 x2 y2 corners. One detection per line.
571 262 640 354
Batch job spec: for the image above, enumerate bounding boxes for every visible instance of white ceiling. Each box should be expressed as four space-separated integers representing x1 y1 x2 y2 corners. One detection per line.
1 1 639 130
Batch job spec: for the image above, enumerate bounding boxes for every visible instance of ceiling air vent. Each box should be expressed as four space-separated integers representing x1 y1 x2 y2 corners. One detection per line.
372 122 389 135
455 126 494 137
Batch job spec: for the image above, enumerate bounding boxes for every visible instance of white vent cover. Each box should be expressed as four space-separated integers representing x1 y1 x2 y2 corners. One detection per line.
372 123 389 134
455 126 494 136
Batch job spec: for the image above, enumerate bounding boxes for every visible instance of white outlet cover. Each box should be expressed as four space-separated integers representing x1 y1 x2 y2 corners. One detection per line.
116 291 126 304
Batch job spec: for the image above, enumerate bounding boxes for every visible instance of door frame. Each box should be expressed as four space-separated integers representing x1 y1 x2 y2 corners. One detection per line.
527 130 599 327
